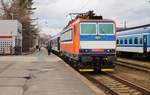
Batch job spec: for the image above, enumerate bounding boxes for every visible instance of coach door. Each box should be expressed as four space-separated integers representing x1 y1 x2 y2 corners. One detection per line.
143 35 147 54
57 37 60 51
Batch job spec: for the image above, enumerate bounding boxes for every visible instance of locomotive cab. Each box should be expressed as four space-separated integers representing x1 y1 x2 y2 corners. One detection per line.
78 21 116 71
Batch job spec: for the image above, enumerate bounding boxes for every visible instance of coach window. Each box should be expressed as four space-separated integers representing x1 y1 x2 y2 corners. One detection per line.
120 38 123 44
125 38 127 44
140 37 143 44
80 23 96 35
134 37 138 44
117 39 119 44
129 38 132 44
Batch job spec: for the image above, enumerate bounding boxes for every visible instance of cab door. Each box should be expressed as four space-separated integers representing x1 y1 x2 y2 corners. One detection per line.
143 35 147 54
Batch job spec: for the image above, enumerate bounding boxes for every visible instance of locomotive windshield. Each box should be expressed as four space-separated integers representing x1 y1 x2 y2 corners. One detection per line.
98 23 114 34
80 23 96 35
80 22 114 35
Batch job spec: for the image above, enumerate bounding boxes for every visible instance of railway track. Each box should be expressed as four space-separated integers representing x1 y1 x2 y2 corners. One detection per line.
116 60 150 73
85 73 150 95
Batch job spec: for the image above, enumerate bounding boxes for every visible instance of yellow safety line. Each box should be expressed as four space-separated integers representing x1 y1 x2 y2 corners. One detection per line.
79 69 94 72
101 69 114 72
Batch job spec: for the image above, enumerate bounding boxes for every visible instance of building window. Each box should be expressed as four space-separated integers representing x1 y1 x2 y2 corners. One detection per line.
129 38 132 44
134 37 138 44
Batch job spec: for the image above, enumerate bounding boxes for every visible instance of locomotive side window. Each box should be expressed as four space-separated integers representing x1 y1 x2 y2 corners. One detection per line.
61 29 73 42
134 37 138 44
80 23 96 35
99 23 113 34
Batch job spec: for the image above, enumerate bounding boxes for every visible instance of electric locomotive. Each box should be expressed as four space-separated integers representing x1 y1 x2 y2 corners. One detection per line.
56 11 116 72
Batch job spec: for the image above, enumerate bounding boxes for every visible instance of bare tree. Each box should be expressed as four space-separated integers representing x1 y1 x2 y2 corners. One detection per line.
0 0 12 19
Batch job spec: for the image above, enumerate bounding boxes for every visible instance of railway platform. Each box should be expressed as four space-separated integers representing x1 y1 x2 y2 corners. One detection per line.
0 48 105 95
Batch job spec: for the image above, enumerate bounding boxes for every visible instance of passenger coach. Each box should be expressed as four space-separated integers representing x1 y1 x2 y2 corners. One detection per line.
51 34 60 54
59 11 116 72
117 25 150 56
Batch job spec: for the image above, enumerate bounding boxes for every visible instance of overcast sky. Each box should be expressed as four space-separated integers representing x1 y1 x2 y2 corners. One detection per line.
33 0 150 36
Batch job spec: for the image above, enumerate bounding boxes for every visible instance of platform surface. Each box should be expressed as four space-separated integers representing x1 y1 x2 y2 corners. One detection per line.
0 48 105 95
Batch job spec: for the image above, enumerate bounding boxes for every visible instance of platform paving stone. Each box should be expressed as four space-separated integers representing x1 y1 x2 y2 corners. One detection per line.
0 78 26 86
0 87 23 95
0 69 30 78
0 62 12 69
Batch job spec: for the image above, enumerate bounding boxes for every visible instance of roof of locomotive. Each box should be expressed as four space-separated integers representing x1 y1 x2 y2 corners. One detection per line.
63 17 115 30
62 11 115 32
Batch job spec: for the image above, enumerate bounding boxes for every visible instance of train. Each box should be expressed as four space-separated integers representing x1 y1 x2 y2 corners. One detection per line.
51 34 60 53
0 20 22 55
117 24 150 56
50 11 117 72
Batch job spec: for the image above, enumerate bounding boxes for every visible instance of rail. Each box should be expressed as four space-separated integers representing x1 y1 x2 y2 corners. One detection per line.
116 60 150 73
85 73 150 95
